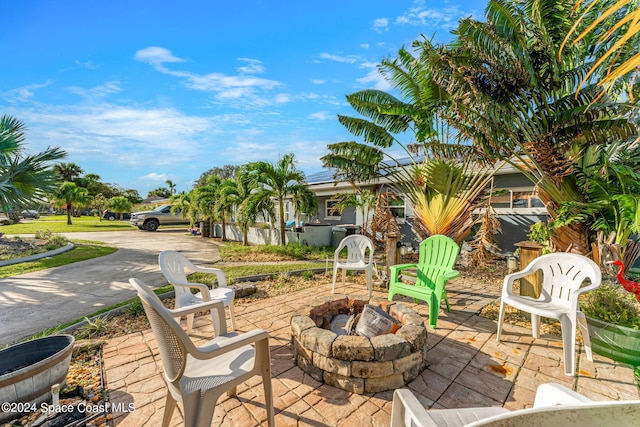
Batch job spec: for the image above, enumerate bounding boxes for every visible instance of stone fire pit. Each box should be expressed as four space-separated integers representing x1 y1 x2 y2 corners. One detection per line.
290 294 428 393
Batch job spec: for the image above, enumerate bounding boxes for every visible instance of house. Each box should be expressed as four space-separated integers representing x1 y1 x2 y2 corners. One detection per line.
304 161 549 254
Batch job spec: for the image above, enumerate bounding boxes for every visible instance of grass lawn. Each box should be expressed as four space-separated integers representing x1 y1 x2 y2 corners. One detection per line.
0 215 134 233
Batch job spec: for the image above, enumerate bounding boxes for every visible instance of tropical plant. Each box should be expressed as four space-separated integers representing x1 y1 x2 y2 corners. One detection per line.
217 169 266 245
192 175 221 238
0 115 66 211
52 182 90 225
245 154 317 246
165 179 176 195
92 193 109 221
53 162 84 183
563 0 640 98
147 187 171 198
330 189 378 238
170 191 199 228
414 0 637 254
109 196 133 220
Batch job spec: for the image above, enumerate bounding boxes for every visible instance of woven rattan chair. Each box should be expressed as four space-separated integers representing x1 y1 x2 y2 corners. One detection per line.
129 278 274 427
159 250 235 333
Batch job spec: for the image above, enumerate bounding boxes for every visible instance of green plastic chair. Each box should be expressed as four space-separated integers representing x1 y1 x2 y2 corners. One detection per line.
388 235 460 329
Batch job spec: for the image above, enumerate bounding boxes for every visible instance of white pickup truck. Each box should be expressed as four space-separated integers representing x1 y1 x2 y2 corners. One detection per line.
130 205 190 231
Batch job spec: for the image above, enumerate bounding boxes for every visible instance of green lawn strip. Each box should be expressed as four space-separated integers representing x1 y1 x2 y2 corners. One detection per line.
218 241 335 261
193 262 330 284
0 244 117 278
0 215 135 233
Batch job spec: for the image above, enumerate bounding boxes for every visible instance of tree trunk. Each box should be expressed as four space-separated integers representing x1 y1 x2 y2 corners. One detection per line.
279 200 286 246
66 203 72 225
537 189 590 254
221 217 227 241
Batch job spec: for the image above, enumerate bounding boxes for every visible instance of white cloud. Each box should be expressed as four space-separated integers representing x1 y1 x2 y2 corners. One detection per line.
140 172 170 182
309 111 331 121
134 47 185 66
318 52 359 64
236 58 265 74
312 79 325 85
356 69 391 91
372 17 389 33
1 81 53 102
67 81 122 98
394 3 477 30
360 43 370 49
274 93 291 103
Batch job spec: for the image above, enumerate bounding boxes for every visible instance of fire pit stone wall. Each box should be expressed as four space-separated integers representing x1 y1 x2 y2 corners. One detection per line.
290 294 428 393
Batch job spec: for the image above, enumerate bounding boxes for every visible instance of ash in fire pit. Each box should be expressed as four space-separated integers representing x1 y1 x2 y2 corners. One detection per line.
290 295 428 394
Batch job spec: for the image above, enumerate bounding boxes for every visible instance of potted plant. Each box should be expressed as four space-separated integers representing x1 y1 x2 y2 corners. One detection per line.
580 277 640 367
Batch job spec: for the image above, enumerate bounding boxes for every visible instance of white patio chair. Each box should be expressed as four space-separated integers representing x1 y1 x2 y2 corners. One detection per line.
331 234 374 298
496 252 601 376
390 383 640 427
129 278 274 427
159 250 235 334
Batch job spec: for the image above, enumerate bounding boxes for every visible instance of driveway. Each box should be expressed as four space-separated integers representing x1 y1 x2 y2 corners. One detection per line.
0 229 222 347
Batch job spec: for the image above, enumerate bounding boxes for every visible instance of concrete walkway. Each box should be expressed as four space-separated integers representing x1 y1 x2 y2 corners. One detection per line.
0 230 221 346
103 276 639 427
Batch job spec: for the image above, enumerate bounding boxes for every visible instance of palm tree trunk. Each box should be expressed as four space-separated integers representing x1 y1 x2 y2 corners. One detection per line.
537 190 590 254
66 203 72 225
221 217 227 241
279 199 286 246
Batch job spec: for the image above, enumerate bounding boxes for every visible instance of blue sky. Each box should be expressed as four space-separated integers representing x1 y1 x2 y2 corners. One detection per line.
0 0 486 197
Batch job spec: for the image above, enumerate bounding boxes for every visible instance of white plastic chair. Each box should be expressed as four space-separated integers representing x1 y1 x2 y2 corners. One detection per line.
390 383 640 427
496 253 601 376
331 234 374 298
129 278 274 427
159 250 235 334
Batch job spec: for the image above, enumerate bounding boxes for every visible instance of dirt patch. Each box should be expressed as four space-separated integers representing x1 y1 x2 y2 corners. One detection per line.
0 235 67 261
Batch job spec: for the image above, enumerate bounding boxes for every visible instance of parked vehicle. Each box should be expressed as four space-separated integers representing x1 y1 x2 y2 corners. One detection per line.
129 205 190 231
21 209 40 219
102 210 131 221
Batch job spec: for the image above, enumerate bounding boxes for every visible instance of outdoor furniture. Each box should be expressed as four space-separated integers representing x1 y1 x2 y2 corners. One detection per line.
128 278 274 427
331 234 375 298
496 252 601 376
390 382 640 426
159 250 236 334
388 235 460 329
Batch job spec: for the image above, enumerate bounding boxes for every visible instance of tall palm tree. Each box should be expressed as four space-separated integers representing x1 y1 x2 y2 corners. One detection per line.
170 191 198 228
193 175 221 238
166 179 177 195
53 182 90 225
232 168 273 245
245 154 317 246
54 162 84 183
0 115 66 211
417 0 637 253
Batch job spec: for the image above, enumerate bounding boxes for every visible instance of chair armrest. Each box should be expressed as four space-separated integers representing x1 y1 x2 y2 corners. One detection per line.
501 266 541 299
192 265 228 288
389 264 418 282
168 299 227 335
533 383 592 407
391 389 437 427
172 281 211 297
193 328 270 360
442 269 460 280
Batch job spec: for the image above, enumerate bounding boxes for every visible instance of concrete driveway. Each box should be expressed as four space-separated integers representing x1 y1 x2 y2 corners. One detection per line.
0 229 222 347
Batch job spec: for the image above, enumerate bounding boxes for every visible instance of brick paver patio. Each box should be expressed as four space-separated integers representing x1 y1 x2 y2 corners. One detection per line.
102 276 639 426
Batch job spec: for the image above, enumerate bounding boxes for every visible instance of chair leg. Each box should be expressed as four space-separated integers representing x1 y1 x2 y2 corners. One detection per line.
531 314 541 339
162 392 177 427
186 313 195 334
331 265 339 294
559 315 577 376
262 368 275 427
227 302 236 330
428 293 439 329
366 268 372 298
443 292 451 312
577 312 593 361
342 269 347 293
227 386 237 397
496 301 506 342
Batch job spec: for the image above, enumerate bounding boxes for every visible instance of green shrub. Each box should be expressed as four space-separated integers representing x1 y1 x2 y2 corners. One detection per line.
302 270 314 280
581 282 640 329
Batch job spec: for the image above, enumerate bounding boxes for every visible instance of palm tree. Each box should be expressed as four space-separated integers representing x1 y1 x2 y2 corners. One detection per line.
192 175 221 238
166 179 176 196
92 193 109 221
53 182 90 225
170 191 198 228
416 0 637 253
563 0 640 98
109 196 133 220
231 168 272 245
54 162 84 182
245 154 317 246
0 115 66 211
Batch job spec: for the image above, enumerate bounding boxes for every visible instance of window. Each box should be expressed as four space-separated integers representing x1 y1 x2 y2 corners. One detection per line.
389 197 406 220
490 188 544 209
325 199 341 220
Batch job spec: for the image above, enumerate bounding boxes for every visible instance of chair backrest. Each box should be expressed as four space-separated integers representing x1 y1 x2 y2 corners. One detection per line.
525 253 601 309
335 234 373 264
129 278 192 384
159 250 198 301
415 235 460 288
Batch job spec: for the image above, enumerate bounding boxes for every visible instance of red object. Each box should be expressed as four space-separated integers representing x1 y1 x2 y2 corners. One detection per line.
610 260 640 303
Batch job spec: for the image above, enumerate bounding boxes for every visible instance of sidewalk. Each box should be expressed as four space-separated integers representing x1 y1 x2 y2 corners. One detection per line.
103 277 639 426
